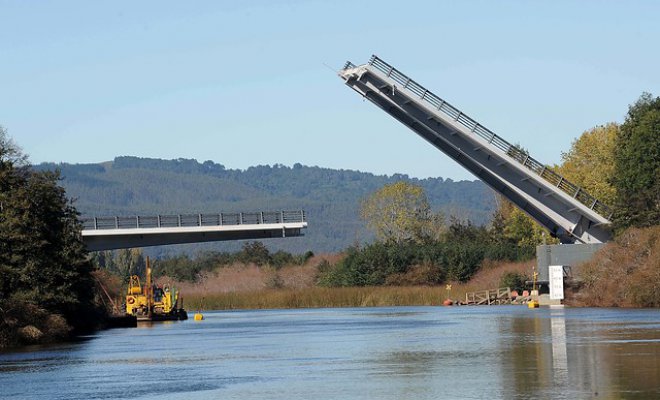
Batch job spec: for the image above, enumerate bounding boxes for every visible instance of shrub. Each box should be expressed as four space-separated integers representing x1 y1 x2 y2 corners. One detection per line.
444 243 485 282
385 264 445 286
568 226 660 307
499 271 529 292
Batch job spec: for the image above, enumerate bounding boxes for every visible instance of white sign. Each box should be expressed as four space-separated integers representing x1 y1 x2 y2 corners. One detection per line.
549 265 565 300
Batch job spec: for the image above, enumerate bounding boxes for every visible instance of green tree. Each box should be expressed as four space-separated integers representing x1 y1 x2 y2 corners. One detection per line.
557 123 618 206
360 181 441 243
114 248 146 281
612 93 660 231
1 127 101 334
503 208 547 250
490 195 555 256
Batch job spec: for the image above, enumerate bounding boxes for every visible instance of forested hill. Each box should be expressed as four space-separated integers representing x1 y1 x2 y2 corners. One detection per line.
36 157 496 253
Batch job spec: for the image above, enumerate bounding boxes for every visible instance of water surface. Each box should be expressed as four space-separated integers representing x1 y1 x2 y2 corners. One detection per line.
1 306 659 399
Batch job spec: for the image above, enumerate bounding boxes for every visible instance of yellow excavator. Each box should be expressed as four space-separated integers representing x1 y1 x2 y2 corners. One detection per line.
125 257 188 321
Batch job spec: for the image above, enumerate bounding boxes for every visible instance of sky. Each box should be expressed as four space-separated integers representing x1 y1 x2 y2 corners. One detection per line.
1 0 658 181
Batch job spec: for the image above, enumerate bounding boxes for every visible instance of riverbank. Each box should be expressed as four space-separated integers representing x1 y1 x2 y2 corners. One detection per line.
0 270 120 350
177 226 660 311
0 301 73 348
178 259 533 310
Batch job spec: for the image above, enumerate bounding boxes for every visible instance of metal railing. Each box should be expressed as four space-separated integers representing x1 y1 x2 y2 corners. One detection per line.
81 210 306 230
347 55 612 220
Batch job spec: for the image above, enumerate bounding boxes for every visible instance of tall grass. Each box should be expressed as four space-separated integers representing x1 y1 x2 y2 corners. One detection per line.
176 260 535 310
183 286 447 310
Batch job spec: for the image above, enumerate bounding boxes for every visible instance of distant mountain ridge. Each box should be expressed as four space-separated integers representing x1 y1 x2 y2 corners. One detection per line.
36 156 496 253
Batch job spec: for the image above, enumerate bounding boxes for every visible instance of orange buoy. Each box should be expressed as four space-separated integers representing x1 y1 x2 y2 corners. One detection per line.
442 299 453 306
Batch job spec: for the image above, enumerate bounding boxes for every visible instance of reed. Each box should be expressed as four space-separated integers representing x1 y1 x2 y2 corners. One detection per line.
182 286 441 310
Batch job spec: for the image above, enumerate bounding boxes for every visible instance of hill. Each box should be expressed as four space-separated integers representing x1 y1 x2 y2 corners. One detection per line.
36 157 496 254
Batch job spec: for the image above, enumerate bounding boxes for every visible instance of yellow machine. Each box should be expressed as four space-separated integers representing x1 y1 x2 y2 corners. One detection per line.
125 275 147 315
125 257 188 321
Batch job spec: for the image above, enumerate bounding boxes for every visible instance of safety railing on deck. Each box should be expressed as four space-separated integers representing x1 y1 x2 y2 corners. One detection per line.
348 55 612 220
81 210 306 230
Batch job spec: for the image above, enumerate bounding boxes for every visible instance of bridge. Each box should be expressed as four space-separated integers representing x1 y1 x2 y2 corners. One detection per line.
339 56 612 244
81 210 307 251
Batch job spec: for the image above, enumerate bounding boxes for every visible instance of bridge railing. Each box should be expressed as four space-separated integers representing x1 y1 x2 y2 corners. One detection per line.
353 55 612 220
81 210 306 230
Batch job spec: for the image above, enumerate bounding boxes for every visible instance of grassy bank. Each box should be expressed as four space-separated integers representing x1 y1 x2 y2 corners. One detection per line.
177 260 534 310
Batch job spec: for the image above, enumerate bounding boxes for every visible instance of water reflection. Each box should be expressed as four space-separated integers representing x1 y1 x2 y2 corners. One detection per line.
550 309 568 387
500 307 660 399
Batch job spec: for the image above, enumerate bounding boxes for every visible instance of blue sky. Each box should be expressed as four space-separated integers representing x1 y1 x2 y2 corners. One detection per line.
1 0 658 180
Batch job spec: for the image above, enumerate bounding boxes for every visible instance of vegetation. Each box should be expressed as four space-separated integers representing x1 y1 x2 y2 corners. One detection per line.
178 260 534 310
556 123 619 206
612 93 660 232
148 242 313 282
90 249 146 283
318 216 534 287
567 226 660 307
360 181 444 243
1 127 105 348
186 286 445 310
307 182 542 289
499 272 529 294
553 92 658 307
490 195 558 252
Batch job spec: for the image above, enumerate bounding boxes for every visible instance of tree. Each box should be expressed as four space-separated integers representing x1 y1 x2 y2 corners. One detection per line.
1 126 101 336
612 93 660 231
503 208 548 251
238 241 271 266
556 123 618 206
360 181 439 243
0 126 28 167
489 194 555 255
114 249 146 281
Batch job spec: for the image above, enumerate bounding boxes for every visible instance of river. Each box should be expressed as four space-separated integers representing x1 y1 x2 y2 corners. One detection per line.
1 306 659 399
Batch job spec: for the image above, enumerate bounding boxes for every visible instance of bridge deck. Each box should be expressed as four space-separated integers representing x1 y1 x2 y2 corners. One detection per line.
81 210 307 251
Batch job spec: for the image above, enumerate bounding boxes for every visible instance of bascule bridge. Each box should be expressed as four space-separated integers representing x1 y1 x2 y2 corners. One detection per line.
339 55 612 286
